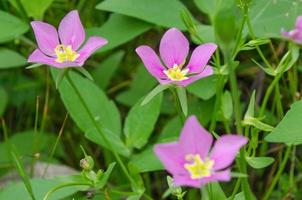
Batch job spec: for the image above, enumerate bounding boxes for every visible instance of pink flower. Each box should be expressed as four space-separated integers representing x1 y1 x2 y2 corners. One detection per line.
154 116 247 188
135 28 217 87
28 10 108 68
282 16 302 44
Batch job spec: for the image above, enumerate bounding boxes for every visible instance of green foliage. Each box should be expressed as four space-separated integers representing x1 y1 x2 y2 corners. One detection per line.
0 48 27 69
187 75 218 100
0 87 8 116
87 14 151 53
9 0 54 19
246 156 275 169
52 70 129 156
0 10 29 43
124 94 162 149
249 0 302 38
266 99 302 144
0 178 83 200
92 50 125 89
0 131 64 164
96 0 187 29
116 65 157 106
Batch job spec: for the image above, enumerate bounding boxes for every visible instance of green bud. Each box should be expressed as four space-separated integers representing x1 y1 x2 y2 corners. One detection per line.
80 156 94 171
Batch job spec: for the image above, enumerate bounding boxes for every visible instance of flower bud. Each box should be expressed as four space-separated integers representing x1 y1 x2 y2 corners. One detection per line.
80 156 94 171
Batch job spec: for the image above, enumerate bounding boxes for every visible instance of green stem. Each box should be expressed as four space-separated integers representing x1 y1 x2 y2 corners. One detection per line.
289 145 296 190
65 73 137 188
171 87 185 124
230 179 241 200
246 14 273 69
42 113 68 177
43 182 91 200
209 76 225 132
259 73 283 116
263 146 292 200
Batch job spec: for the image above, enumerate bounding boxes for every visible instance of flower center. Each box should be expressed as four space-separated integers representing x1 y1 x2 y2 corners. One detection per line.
54 44 79 63
184 154 214 180
163 64 189 81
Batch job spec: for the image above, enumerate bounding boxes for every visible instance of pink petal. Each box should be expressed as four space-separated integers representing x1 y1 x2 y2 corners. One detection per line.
179 116 213 158
176 66 213 87
173 175 202 188
30 21 59 57
210 135 248 171
295 16 302 29
154 142 185 174
209 169 231 182
28 49 80 68
58 10 85 50
136 45 166 79
186 43 217 74
159 28 189 68
76 36 108 65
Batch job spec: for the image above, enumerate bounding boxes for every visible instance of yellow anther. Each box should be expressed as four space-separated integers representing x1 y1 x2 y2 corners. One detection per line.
184 154 214 180
54 44 79 63
163 64 189 81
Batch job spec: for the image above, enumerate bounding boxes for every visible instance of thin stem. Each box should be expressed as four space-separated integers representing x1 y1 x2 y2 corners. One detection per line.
259 73 283 117
42 113 68 177
171 87 185 124
209 76 225 132
263 146 292 200
246 14 273 69
30 96 40 177
289 145 296 190
230 179 241 200
65 73 137 188
43 182 91 200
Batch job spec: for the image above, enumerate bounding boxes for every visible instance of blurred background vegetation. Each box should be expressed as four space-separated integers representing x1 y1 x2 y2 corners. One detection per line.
1 0 302 199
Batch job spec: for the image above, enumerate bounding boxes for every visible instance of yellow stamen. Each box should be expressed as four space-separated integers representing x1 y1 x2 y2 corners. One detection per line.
184 154 214 179
163 64 189 81
54 44 79 63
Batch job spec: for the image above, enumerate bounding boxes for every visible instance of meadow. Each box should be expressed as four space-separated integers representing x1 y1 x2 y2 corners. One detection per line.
0 0 302 199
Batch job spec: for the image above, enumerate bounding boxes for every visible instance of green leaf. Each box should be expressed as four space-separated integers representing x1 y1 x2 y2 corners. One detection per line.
201 182 226 200
55 69 69 89
176 87 188 116
249 0 302 38
52 69 130 156
10 146 36 200
251 58 276 76
0 178 83 200
244 90 256 118
0 48 27 69
243 117 274 132
221 90 233 120
92 51 124 89
0 87 8 116
128 147 163 173
158 116 182 142
265 99 302 144
96 162 116 188
116 65 157 106
96 0 187 29
87 14 151 53
141 84 169 106
194 0 234 16
124 94 162 149
74 67 94 81
194 24 215 43
9 0 53 19
246 156 275 169
0 10 29 43
187 75 218 100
